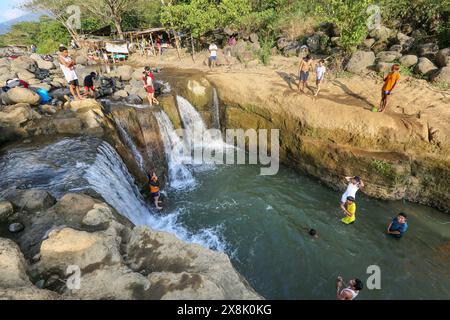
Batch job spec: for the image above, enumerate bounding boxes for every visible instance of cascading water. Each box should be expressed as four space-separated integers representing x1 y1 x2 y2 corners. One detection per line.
84 141 226 251
154 110 196 190
113 118 146 173
211 88 221 130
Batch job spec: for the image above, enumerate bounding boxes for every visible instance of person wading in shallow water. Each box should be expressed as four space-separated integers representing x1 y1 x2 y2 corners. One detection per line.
336 276 363 300
149 172 163 210
387 212 408 238
340 176 364 205
340 196 356 225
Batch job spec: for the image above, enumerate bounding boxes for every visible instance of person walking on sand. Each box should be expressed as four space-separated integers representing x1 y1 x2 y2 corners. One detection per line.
379 64 400 112
298 55 312 93
340 176 364 205
314 59 326 97
209 42 218 69
387 212 408 238
149 172 163 210
340 196 356 225
58 46 83 101
336 276 363 300
142 66 159 106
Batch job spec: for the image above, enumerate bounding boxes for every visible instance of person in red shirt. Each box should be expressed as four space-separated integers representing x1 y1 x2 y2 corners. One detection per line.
142 66 159 106
379 64 400 112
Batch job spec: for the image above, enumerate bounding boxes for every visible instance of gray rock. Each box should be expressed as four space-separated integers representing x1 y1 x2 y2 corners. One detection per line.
9 223 24 233
369 26 393 42
249 33 259 43
418 43 439 59
399 55 418 67
375 62 394 73
277 37 289 50
436 48 450 67
116 65 134 81
396 32 415 52
4 87 41 105
376 51 402 62
36 59 55 70
390 44 403 52
125 94 143 105
430 67 450 85
5 189 56 212
114 90 129 98
75 56 87 65
414 57 438 75
306 34 321 52
346 50 376 74
362 38 375 49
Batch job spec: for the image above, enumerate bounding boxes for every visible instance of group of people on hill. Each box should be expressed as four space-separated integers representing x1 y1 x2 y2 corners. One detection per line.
296 54 400 112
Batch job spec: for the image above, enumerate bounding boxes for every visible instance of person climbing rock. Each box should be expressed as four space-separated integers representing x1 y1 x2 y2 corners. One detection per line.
340 176 364 204
387 212 408 238
142 66 159 106
379 64 400 113
340 196 356 225
83 72 97 98
58 46 83 101
149 172 163 210
336 276 363 300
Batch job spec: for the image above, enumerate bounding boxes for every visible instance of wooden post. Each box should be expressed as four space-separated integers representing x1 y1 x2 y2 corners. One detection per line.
149 33 156 57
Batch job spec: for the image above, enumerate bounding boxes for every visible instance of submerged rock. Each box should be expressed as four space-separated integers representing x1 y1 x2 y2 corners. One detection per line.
8 222 24 233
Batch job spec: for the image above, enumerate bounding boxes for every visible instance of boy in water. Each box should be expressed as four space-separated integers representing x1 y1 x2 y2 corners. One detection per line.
340 196 356 225
387 213 408 238
379 64 400 112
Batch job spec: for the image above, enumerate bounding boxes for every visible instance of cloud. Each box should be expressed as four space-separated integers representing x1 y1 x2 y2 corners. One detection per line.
0 8 25 22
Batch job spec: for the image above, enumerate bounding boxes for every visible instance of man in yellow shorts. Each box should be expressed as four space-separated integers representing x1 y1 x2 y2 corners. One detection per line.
340 196 356 224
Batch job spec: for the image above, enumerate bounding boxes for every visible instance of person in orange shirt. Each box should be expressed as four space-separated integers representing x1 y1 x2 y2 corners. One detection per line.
379 64 400 112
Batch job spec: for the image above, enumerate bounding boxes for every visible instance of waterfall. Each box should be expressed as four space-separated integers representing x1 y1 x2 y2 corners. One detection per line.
84 141 226 251
154 110 196 190
114 118 146 173
211 88 221 130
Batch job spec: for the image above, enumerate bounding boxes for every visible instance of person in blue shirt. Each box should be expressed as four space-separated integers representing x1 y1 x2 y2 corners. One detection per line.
387 212 408 238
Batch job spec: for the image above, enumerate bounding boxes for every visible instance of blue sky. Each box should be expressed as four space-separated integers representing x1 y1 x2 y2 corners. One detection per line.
0 0 27 23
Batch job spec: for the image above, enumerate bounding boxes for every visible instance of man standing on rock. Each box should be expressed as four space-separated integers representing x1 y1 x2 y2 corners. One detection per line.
298 55 312 93
379 64 400 112
58 46 83 101
209 42 218 69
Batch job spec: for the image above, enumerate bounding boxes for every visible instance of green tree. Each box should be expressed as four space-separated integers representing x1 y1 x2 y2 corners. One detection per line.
316 0 375 52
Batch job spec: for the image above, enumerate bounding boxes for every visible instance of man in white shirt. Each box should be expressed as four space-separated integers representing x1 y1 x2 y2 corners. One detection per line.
209 42 218 68
315 59 326 97
58 46 83 100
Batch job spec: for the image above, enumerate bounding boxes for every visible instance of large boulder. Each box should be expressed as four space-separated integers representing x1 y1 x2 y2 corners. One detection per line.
0 238 30 287
369 26 393 42
82 203 115 227
375 62 394 73
16 69 36 81
37 227 122 274
64 266 151 299
131 68 144 81
4 189 56 212
36 59 55 70
396 32 414 52
276 37 289 50
0 103 40 127
414 57 438 76
52 193 97 222
113 89 129 98
3 87 40 105
116 65 134 81
376 51 402 63
436 48 450 67
431 67 450 85
10 56 37 73
306 34 321 53
399 55 418 67
126 227 261 299
0 201 14 222
75 56 87 65
0 71 18 84
345 51 375 74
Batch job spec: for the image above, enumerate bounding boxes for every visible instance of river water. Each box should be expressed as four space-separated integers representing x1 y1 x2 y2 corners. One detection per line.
1 92 449 299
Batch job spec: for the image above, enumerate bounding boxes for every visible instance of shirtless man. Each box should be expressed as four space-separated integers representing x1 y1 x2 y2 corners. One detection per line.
298 55 312 93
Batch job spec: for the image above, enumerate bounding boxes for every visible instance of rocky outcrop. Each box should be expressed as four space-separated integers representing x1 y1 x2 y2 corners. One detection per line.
414 57 438 76
431 67 450 85
0 191 261 300
4 189 56 212
3 87 41 105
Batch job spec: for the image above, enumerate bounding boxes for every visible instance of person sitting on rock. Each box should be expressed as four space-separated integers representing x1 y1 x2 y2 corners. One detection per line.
387 212 408 238
149 172 163 210
83 72 97 98
340 196 356 225
58 46 83 101
379 64 400 113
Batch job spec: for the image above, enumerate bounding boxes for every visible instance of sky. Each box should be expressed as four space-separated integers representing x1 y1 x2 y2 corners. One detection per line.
0 0 27 23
